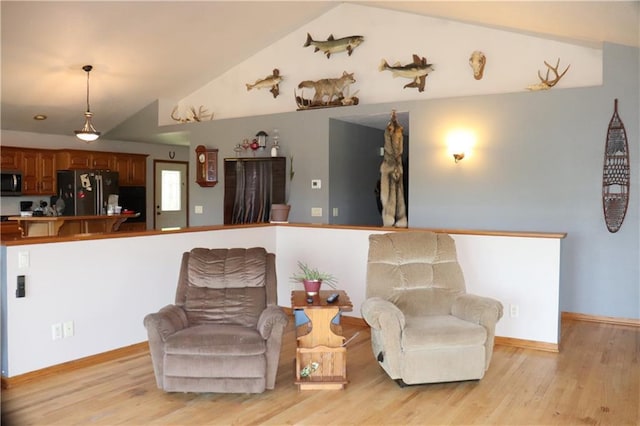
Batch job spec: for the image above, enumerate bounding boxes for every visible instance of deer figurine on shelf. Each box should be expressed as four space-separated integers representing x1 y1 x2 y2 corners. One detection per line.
526 58 570 91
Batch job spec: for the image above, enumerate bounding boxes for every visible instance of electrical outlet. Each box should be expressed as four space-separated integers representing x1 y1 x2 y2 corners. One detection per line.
63 321 74 338
510 304 519 318
194 205 203 214
311 207 322 217
52 323 62 340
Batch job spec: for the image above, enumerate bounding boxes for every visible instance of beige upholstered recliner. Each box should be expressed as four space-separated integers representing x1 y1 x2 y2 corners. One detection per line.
143 247 289 393
361 232 503 386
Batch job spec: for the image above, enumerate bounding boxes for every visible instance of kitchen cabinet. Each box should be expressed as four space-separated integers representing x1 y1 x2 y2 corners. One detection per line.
56 150 146 186
117 222 147 232
90 152 113 169
21 149 56 195
114 154 147 186
5 147 148 190
1 147 22 170
0 221 21 240
55 150 91 169
56 150 113 170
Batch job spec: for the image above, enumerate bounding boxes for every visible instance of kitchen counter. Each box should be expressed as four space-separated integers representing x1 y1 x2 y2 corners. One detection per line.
8 214 139 238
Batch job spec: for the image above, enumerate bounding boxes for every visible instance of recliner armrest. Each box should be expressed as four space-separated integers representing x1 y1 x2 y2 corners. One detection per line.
257 305 289 339
452 294 503 328
361 297 406 330
143 304 189 342
361 297 405 379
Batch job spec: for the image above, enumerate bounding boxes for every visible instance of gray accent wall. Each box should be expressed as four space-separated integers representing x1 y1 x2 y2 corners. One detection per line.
123 43 638 320
406 44 638 319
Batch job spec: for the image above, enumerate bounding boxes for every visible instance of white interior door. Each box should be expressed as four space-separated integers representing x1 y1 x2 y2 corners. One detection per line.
154 161 188 230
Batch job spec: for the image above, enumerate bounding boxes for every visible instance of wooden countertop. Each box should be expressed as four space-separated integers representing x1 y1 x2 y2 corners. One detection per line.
1 222 567 246
8 214 139 238
8 214 138 221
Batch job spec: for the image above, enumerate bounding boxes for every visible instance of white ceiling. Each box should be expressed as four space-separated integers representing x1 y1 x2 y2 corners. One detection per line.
1 1 638 143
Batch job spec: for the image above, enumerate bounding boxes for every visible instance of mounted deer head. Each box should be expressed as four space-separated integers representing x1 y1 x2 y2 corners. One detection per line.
526 58 570 91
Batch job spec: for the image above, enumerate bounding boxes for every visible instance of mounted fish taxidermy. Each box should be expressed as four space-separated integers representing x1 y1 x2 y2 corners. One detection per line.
469 51 486 80
171 105 213 123
526 58 570 91
246 68 282 98
379 54 434 92
295 71 358 110
303 33 364 58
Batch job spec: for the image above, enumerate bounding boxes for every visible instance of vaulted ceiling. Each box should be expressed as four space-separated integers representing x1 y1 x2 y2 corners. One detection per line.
2 1 638 144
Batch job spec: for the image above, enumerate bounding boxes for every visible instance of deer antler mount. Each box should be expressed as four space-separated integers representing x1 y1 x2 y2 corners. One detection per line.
171 105 214 123
526 58 570 91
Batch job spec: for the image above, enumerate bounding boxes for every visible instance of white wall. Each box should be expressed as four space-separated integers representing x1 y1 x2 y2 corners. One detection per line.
276 227 561 344
160 3 602 125
1 226 562 377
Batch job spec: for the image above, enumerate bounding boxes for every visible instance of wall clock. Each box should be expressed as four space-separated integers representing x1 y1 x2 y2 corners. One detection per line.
195 145 218 187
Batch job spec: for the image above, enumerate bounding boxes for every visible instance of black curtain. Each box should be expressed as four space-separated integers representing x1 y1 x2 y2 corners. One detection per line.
232 160 272 224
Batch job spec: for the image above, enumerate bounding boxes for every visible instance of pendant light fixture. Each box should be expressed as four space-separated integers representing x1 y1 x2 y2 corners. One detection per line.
74 64 101 142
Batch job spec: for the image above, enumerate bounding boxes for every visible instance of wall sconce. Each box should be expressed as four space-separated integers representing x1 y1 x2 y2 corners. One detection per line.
446 129 475 164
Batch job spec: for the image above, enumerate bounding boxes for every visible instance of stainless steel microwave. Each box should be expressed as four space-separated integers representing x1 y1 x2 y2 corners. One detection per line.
1 171 22 196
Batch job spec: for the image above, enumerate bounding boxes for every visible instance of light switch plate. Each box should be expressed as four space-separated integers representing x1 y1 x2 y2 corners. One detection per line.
63 321 74 338
195 205 204 214
311 179 321 189
311 207 322 217
18 251 29 268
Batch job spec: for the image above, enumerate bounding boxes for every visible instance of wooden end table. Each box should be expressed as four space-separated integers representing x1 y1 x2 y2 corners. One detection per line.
291 290 353 390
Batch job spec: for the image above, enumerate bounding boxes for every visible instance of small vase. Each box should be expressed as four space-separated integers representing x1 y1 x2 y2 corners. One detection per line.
303 279 322 296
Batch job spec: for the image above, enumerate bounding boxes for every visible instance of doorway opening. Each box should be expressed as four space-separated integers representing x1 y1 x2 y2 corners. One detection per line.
328 112 409 226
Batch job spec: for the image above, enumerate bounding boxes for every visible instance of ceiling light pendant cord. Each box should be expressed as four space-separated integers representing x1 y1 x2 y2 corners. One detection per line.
85 66 91 113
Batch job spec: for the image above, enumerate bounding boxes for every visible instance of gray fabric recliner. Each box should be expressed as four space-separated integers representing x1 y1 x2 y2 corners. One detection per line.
361 232 503 385
143 247 289 393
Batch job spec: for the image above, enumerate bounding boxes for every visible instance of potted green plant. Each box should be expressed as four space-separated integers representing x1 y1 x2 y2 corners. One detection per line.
290 261 337 296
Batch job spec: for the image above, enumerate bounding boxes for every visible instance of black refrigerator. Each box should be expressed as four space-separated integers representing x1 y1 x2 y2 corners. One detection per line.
57 170 119 216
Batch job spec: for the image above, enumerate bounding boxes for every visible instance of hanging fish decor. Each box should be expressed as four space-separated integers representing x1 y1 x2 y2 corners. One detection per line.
602 99 630 233
379 54 434 92
303 33 364 58
246 68 282 98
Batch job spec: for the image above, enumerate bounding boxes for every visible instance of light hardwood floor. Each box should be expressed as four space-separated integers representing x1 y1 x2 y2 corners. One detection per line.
2 318 638 425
